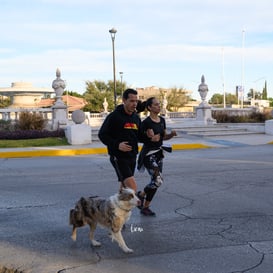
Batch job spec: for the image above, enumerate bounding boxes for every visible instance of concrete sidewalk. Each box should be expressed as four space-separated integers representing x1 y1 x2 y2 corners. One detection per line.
0 133 273 158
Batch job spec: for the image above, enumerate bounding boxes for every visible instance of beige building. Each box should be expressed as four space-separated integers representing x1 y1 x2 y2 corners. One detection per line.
136 86 196 112
0 82 54 108
136 86 170 101
137 86 192 99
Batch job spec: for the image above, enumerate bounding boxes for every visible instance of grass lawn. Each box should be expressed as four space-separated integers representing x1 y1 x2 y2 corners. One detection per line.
0 137 69 148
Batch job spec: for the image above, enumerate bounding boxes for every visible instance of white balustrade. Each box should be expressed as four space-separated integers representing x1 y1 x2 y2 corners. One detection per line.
0 108 259 128
0 108 53 121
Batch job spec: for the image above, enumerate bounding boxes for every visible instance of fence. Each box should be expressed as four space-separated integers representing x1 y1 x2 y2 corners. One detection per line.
0 108 53 121
0 107 259 125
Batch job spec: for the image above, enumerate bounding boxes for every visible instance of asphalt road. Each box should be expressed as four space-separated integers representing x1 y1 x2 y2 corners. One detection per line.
1 144 273 273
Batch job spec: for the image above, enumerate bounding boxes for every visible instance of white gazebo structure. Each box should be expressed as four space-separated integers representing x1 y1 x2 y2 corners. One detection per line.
0 81 54 108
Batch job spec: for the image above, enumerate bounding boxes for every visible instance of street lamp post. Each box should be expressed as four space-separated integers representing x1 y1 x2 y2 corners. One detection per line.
109 27 117 108
119 71 123 93
241 29 245 108
222 47 226 108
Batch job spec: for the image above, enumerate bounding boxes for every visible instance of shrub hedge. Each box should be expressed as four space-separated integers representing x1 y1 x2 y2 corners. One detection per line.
0 129 65 140
18 111 46 130
212 111 272 123
0 112 66 140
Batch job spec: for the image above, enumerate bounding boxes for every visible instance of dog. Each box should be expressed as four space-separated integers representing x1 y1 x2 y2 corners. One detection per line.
69 187 140 253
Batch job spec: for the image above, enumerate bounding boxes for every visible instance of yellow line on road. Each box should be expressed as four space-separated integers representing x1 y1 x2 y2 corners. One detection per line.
172 143 211 150
0 147 108 158
0 143 212 158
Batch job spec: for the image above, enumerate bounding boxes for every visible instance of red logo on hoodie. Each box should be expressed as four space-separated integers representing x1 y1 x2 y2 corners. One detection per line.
124 123 138 130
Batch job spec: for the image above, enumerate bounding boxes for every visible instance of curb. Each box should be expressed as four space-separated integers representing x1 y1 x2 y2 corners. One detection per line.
0 143 212 158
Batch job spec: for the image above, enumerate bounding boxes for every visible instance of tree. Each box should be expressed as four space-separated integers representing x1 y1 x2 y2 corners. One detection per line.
83 80 126 112
107 80 125 98
248 80 268 100
225 93 238 105
209 93 223 104
165 87 189 111
209 93 237 105
0 96 10 108
83 81 108 112
64 90 84 98
247 89 254 100
262 80 267 99
248 88 263 100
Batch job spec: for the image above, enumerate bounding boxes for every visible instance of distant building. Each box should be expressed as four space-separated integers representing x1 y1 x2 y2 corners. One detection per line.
250 98 270 108
136 86 163 101
0 82 54 108
136 86 192 101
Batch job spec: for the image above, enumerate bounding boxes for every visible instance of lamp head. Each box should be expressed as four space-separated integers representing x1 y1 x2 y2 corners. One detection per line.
109 28 117 39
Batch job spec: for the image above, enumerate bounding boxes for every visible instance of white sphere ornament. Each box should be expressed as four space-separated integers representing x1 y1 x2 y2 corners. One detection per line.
72 110 85 124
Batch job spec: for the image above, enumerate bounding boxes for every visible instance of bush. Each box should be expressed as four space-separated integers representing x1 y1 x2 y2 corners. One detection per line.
212 110 272 123
18 111 46 130
0 113 65 140
0 120 20 132
0 129 65 140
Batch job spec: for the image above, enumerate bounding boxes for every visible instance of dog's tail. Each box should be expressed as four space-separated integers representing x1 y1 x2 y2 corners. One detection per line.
69 209 76 225
69 197 87 226
70 196 99 226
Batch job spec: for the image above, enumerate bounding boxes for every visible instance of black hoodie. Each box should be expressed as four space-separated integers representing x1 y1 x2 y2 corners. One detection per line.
98 105 142 158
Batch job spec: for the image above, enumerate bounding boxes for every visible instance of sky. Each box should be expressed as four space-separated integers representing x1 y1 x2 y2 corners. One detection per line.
0 0 273 101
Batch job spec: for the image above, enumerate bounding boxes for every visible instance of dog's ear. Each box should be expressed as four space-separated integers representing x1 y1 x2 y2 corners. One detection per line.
119 187 128 194
119 187 136 197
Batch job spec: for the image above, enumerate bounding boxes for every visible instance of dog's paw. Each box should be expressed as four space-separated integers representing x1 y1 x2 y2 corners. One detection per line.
122 247 134 253
109 233 115 242
91 239 101 247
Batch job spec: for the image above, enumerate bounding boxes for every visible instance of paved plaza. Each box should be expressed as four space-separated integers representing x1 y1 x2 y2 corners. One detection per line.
1 138 273 272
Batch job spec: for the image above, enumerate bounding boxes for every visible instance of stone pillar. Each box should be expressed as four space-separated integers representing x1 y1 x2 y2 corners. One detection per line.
195 75 216 125
65 110 92 145
51 68 68 130
265 119 273 135
162 92 168 117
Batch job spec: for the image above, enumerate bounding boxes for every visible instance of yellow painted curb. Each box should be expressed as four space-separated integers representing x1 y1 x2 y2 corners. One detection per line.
0 147 108 158
0 143 212 158
172 143 211 150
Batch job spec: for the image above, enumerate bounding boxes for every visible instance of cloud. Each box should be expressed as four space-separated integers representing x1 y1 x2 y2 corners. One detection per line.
0 0 273 98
